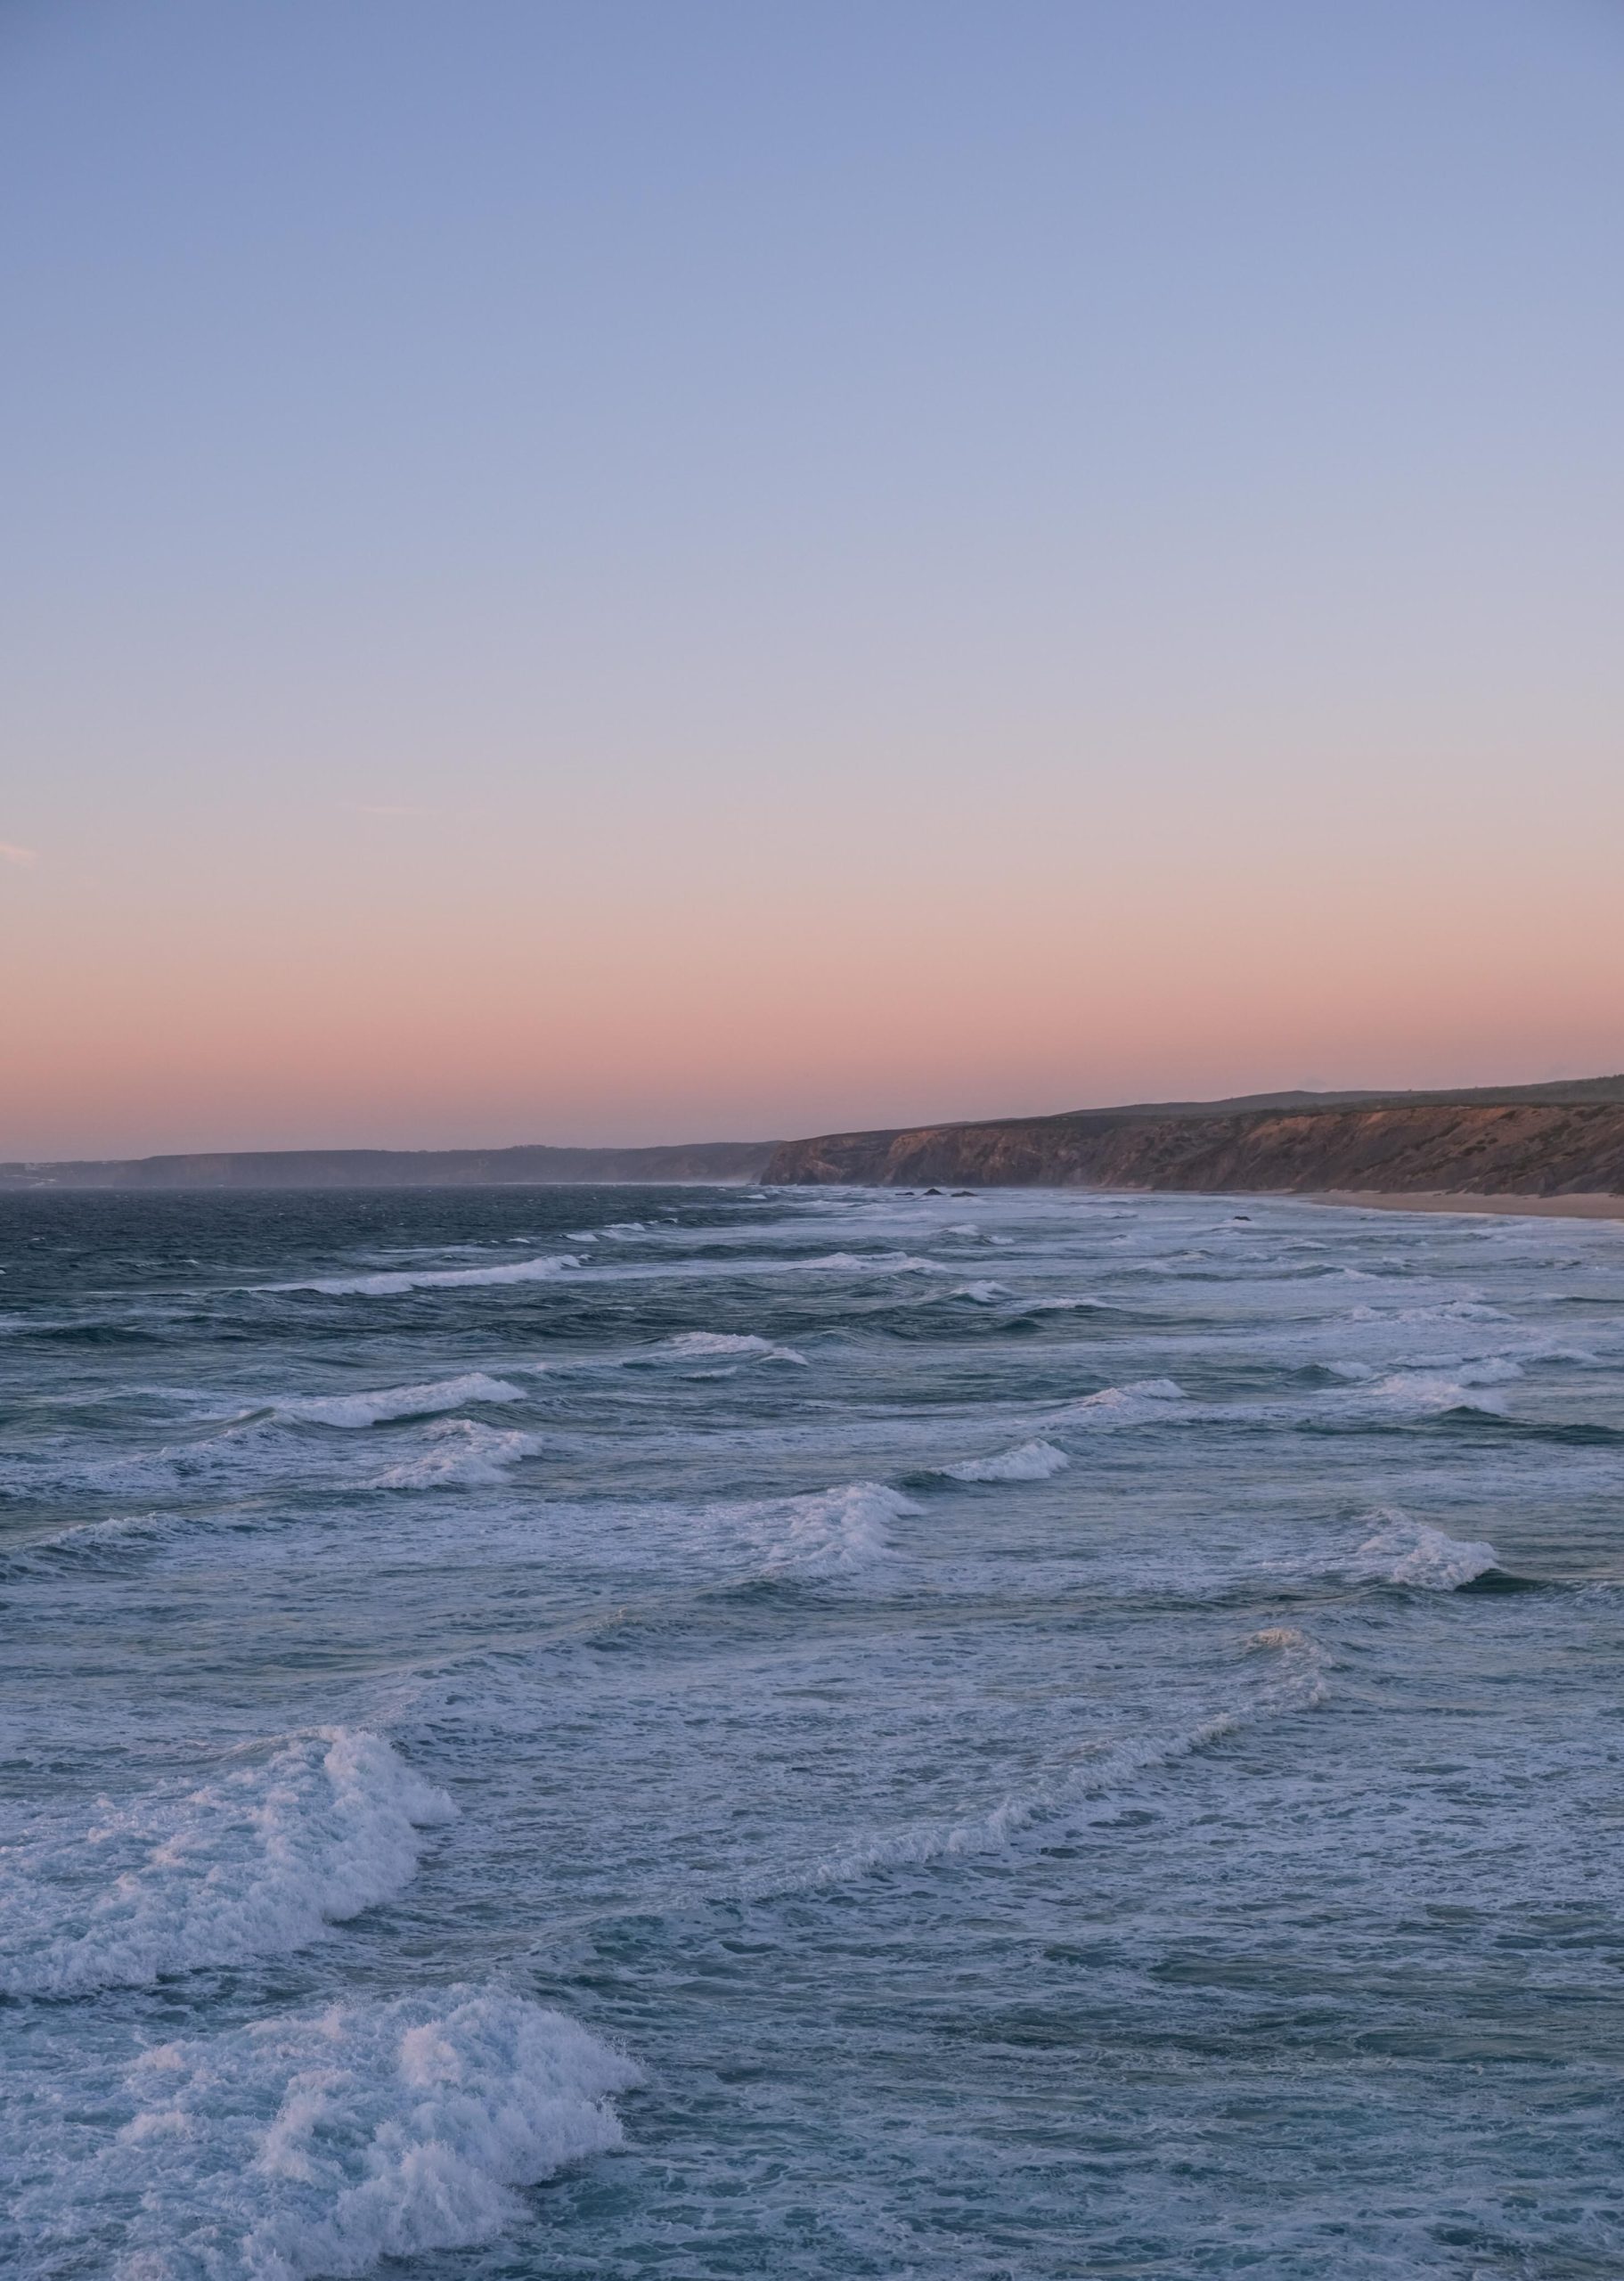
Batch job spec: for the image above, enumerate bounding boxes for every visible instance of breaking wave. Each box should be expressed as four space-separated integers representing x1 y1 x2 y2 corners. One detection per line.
1346 1512 1503 1590
776 1632 1326 1888
0 1508 176 1576
282 1373 527 1427
373 1419 538 1489
1363 1360 1521 1414
272 1255 581 1297
1056 1378 1188 1423
37 1989 638 2280
796 1252 946 1275
1 1729 453 1997
709 1480 918 1581
938 1439 1071 1483
660 1332 808 1366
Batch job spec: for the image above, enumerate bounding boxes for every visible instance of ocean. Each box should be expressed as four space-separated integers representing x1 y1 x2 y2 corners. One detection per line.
2 1181 1621 2280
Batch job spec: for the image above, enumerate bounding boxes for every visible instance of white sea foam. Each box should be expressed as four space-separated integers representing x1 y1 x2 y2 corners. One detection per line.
1366 1361 1519 1413
1349 1298 1508 1325
780 1634 1327 1887
1056 1378 1187 1423
1 1508 173 1574
951 1281 1011 1305
0 1410 289 1504
59 1510 169 1550
797 1252 946 1275
1348 1514 1501 1590
1428 1356 1522 1386
0 1730 453 1997
662 1332 809 1366
939 1439 1071 1483
711 1480 918 1581
852 1716 1242 1867
1035 1362 1525 1439
373 1419 538 1489
1533 1343 1606 1367
273 1255 581 1297
282 1374 526 1427
42 1990 637 2280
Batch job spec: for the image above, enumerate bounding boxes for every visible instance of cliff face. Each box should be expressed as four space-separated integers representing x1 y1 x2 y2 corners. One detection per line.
764 1102 1624 1198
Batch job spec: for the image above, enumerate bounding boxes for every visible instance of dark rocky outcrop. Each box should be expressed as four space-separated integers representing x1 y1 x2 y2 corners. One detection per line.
764 1090 1624 1198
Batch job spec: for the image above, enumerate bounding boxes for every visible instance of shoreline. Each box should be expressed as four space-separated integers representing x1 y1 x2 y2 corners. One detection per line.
1302 1189 1624 1222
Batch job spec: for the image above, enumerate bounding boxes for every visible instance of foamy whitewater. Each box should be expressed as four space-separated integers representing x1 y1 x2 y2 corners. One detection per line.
4 1184 1622 2277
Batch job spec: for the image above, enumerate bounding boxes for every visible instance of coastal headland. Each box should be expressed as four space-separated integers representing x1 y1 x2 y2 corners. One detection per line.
10 1081 1624 1210
763 1078 1624 1207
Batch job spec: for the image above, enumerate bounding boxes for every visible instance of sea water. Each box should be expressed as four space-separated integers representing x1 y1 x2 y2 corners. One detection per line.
2 1181 1620 2279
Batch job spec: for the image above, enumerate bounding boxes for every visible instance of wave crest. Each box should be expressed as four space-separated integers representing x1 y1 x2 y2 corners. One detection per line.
1057 1378 1187 1424
1 1729 453 1997
0 1508 174 1576
797 1252 945 1275
274 1255 580 1297
373 1419 537 1489
28 1990 638 2280
780 1639 1325 1888
661 1332 808 1366
713 1480 918 1581
1349 1513 1502 1590
938 1440 1070 1483
282 1373 526 1427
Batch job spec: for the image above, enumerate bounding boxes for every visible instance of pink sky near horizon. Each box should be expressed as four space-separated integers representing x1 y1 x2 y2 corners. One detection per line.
7 782 1622 1157
4 1 1622 1160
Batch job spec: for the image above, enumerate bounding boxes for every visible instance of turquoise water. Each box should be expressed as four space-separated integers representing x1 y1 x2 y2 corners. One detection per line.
3 1182 1621 2278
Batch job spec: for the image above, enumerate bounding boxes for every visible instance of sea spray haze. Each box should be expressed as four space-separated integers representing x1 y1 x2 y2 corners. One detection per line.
3 1181 1622 2277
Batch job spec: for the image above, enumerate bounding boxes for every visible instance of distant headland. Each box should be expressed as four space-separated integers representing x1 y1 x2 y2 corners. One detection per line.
763 1076 1624 1205
0 1140 777 1190
7 1076 1624 1202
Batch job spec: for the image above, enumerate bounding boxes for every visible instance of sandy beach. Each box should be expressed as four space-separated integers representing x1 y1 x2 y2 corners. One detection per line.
1307 1190 1624 1222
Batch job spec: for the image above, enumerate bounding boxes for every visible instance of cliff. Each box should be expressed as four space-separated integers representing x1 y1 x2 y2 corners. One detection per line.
764 1093 1624 1198
0 1140 779 1191
19 1077 1624 1199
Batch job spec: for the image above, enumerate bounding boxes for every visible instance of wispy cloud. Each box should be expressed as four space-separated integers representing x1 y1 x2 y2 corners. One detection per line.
1 841 38 867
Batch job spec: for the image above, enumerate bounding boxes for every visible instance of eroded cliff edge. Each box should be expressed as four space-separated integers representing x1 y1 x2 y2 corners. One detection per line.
764 1100 1624 1197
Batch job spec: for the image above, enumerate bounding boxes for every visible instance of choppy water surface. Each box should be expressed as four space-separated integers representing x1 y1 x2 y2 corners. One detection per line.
3 1181 1622 2279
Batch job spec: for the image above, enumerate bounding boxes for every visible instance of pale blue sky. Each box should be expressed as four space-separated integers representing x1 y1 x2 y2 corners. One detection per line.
4 2 1623 1153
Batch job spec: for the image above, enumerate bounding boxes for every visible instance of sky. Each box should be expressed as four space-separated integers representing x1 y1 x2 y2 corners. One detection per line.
4 0 1622 1157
